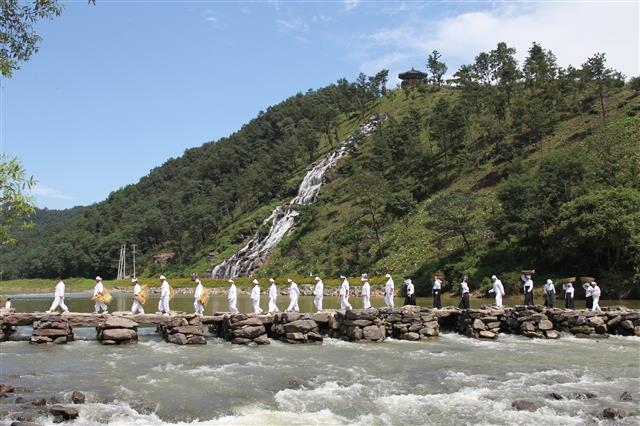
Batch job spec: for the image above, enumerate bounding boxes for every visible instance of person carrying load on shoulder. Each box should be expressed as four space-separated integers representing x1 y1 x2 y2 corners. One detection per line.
92 276 110 314
131 277 145 314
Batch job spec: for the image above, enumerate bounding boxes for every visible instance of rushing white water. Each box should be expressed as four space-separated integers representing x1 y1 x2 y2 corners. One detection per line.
2 332 638 425
211 116 383 278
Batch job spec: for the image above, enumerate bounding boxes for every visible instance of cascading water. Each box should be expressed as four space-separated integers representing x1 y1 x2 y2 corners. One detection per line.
211 115 383 278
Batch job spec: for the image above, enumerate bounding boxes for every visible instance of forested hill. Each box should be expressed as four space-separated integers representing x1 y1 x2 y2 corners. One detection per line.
2 43 639 296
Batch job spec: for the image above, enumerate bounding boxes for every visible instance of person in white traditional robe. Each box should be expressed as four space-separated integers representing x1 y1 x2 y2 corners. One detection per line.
361 276 372 309
47 276 69 313
521 274 534 306
583 282 593 310
488 275 505 307
193 276 204 316
543 279 556 308
313 276 324 312
404 278 416 305
93 276 108 314
339 275 352 310
562 282 575 309
4 298 12 310
384 274 395 308
268 278 279 314
459 275 470 309
432 276 442 309
286 278 300 312
227 279 238 314
131 277 145 314
590 281 602 311
250 279 263 314
158 275 171 315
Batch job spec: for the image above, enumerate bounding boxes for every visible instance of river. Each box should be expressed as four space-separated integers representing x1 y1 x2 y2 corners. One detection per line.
1 294 639 425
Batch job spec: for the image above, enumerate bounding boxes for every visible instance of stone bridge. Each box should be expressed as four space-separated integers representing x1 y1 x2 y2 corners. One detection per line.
1 305 638 346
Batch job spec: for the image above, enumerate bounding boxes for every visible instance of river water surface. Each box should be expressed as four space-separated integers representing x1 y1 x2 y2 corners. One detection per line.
1 295 639 425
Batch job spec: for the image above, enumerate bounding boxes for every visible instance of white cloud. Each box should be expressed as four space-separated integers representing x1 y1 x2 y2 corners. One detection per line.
277 17 309 33
359 2 639 81
30 183 75 201
344 0 360 12
203 9 217 23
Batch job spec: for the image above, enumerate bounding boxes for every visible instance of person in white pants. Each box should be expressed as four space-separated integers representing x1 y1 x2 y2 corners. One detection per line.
489 275 505 307
591 281 602 311
268 278 279 314
313 276 324 312
339 275 352 310
93 276 108 314
227 279 238 314
193 276 204 316
47 276 69 313
384 274 395 308
131 277 145 314
361 276 371 309
158 275 171 315
251 279 263 314
286 278 300 312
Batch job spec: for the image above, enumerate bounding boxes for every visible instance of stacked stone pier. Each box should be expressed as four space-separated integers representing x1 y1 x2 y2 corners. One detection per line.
1 305 638 346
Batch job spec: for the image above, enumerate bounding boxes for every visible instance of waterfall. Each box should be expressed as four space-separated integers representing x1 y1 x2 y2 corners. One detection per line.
211 116 383 278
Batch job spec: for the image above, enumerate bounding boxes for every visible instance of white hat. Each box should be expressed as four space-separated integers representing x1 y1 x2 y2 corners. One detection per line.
252 279 259 284
404 278 412 284
491 275 497 280
339 275 346 279
269 278 275 283
160 275 166 280
314 276 320 281
95 276 102 281
287 278 293 283
546 279 553 285
131 277 138 283
228 279 235 284
385 273 391 278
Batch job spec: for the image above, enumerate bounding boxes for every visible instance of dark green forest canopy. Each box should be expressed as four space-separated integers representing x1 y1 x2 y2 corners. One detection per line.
2 43 639 297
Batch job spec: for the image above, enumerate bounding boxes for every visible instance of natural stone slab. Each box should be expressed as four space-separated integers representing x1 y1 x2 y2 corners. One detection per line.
170 326 204 336
101 328 137 341
284 320 318 333
102 317 138 329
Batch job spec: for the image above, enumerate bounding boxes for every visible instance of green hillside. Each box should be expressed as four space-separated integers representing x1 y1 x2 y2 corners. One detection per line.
2 43 638 297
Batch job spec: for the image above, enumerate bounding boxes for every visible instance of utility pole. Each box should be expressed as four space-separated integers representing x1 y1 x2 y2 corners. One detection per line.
132 244 137 278
117 244 127 280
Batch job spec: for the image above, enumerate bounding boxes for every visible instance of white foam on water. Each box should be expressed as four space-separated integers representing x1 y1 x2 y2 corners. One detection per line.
151 362 186 373
372 389 590 425
274 380 367 412
209 405 349 425
180 362 265 379
139 339 183 355
58 402 350 426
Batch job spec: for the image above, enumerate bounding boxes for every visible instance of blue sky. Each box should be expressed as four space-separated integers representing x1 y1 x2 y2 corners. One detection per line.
2 0 638 210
